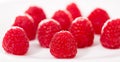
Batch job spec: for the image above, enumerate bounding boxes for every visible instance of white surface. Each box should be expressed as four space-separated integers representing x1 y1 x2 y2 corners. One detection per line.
0 0 120 62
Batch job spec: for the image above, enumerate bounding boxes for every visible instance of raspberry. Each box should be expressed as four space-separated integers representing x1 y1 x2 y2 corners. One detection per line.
66 2 82 20
88 8 110 34
50 31 77 58
13 15 36 40
52 10 72 30
100 18 120 49
2 26 29 55
25 6 46 29
38 19 61 48
69 17 94 48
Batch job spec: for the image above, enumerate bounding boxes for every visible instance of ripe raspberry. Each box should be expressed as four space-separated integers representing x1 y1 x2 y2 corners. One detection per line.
52 10 72 30
13 15 36 40
66 2 82 20
50 31 77 58
100 18 120 49
25 6 46 29
88 8 110 34
69 17 94 48
2 26 29 55
38 19 61 48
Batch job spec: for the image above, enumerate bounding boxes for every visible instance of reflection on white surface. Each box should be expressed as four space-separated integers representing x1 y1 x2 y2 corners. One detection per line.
0 0 120 62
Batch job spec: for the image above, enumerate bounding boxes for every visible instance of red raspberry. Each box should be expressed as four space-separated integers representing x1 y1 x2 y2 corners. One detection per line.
100 18 120 49
88 8 110 34
25 6 46 30
38 19 61 48
13 15 35 40
2 26 29 55
52 10 72 30
50 31 77 58
69 17 94 48
66 2 82 20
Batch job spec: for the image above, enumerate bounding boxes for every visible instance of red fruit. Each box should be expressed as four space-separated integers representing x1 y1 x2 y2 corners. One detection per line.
52 10 72 30
88 8 110 34
66 2 82 20
69 17 94 48
50 31 77 58
13 15 35 40
25 6 46 29
2 26 29 55
38 19 61 48
100 19 120 49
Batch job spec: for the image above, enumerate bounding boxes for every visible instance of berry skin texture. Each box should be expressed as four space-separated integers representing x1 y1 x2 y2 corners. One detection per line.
2 26 29 55
52 10 72 30
88 8 110 34
50 31 77 58
38 19 61 48
13 15 36 40
66 2 82 20
69 17 94 48
100 19 120 49
25 6 46 29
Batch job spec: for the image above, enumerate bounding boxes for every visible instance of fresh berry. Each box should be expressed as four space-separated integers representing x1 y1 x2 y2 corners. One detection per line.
52 10 72 30
88 8 110 34
66 2 82 20
69 17 94 48
38 19 61 48
2 26 29 55
13 15 35 40
25 6 46 29
50 31 77 58
100 18 120 49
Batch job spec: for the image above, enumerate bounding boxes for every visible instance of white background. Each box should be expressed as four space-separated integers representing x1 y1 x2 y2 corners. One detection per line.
0 0 120 62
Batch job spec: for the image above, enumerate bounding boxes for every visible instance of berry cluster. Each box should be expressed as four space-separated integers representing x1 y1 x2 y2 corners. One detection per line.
2 2 120 58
